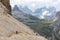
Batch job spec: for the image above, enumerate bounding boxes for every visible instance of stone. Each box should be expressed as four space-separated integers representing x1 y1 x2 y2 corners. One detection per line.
0 0 11 15
0 2 47 40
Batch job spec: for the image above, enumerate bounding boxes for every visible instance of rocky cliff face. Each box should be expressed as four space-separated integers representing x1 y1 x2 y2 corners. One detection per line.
0 1 47 40
0 0 11 15
51 11 60 40
55 11 60 40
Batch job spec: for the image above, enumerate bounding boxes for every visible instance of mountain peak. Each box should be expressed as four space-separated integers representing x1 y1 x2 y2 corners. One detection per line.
13 5 20 11
0 2 47 40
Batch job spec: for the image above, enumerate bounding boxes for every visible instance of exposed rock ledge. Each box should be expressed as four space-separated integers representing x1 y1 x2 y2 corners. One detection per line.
0 0 11 15
0 2 47 40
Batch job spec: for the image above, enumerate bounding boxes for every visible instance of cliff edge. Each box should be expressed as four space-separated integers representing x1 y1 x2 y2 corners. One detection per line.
0 2 47 40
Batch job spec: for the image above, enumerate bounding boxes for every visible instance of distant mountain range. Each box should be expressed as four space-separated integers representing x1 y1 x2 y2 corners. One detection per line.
18 5 32 14
12 5 39 25
17 5 56 20
12 5 54 38
13 5 20 11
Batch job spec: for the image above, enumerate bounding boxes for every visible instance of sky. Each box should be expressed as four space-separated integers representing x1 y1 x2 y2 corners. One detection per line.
10 0 60 19
10 0 60 11
40 11 52 19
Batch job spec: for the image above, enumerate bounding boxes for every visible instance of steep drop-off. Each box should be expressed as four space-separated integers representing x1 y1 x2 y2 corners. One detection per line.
0 2 47 40
0 0 11 15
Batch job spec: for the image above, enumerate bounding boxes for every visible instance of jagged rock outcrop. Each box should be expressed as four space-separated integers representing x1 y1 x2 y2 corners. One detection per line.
0 0 11 15
52 11 60 40
0 2 47 40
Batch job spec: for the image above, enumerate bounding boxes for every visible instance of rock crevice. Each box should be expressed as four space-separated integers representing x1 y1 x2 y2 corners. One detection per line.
0 0 11 15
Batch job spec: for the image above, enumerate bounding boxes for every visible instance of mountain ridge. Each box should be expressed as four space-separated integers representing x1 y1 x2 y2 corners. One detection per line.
0 2 47 40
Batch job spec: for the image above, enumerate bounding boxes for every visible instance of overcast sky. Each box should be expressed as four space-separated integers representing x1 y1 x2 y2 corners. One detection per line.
10 0 60 19
10 0 60 11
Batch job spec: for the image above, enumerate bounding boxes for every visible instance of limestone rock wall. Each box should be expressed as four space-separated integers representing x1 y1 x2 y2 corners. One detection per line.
0 0 47 40
0 2 47 40
0 0 11 15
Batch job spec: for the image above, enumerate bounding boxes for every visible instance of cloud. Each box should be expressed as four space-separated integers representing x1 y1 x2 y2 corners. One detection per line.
10 0 60 11
40 10 52 19
42 11 51 16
